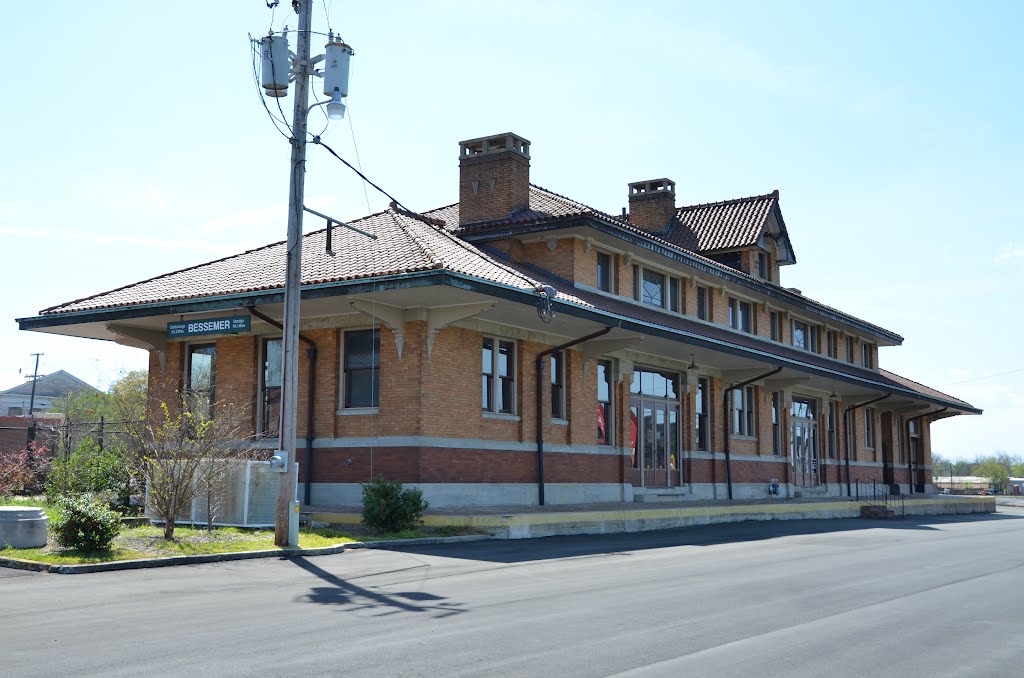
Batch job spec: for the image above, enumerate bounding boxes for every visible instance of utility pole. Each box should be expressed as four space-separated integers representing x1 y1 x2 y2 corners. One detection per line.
275 0 312 548
26 352 42 416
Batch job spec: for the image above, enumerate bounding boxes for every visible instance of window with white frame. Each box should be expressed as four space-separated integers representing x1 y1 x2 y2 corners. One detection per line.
260 338 282 435
482 337 516 414
342 329 380 409
696 285 710 320
731 386 756 437
596 252 613 292
826 331 839 359
728 298 753 333
695 377 709 450
771 391 781 454
186 344 216 419
792 320 817 352
862 342 874 369
633 264 681 312
597 360 613 445
828 400 839 458
864 407 876 449
550 351 566 420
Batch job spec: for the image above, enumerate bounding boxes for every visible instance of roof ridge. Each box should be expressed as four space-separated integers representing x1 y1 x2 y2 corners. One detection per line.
677 190 779 212
387 209 445 270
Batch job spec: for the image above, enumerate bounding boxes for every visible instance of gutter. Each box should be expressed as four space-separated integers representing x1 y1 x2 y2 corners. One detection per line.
534 326 611 505
721 366 782 500
843 394 891 497
906 407 946 495
248 306 319 506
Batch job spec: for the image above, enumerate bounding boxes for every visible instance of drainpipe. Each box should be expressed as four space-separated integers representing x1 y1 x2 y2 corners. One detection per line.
722 366 782 500
906 407 946 495
843 393 891 497
249 307 319 505
535 327 611 505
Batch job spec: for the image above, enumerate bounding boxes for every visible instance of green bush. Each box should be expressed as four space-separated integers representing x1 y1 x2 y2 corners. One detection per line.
46 439 131 509
50 494 123 552
361 476 429 533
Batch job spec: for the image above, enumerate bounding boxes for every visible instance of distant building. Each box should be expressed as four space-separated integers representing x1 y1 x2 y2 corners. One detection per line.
0 370 98 416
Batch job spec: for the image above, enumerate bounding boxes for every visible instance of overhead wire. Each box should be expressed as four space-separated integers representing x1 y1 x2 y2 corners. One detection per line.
313 139 411 213
939 367 1024 387
346 107 373 214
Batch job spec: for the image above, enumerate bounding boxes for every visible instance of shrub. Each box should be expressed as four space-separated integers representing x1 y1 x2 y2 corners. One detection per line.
50 494 123 552
0 443 51 500
361 476 429 533
46 439 132 509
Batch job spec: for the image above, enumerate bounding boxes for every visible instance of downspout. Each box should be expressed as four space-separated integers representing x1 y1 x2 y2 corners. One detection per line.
249 306 319 505
907 407 946 495
722 366 782 500
535 326 611 505
843 393 891 497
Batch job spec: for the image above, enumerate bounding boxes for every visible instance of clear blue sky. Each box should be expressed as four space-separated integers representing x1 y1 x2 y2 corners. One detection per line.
2 1 1020 458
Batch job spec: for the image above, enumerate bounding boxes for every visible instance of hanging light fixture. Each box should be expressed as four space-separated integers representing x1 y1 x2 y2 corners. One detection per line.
687 353 698 370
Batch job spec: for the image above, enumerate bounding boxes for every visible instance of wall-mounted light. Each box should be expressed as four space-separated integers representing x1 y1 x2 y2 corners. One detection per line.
687 353 698 370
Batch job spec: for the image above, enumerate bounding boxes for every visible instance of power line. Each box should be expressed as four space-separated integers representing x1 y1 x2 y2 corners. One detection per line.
313 139 410 212
940 367 1024 387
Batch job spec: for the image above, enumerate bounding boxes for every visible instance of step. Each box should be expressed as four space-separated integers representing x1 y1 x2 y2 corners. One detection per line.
860 505 896 519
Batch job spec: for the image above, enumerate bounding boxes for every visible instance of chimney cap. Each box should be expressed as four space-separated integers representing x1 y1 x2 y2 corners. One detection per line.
459 133 531 159
628 178 676 196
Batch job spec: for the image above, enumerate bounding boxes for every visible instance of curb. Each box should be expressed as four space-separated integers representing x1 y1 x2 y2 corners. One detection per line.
0 534 492 575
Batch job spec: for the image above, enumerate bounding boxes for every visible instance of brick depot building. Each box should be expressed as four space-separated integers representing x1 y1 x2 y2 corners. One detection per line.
19 133 979 507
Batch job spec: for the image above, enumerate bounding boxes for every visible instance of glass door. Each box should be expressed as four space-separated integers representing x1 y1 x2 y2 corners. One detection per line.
790 398 819 487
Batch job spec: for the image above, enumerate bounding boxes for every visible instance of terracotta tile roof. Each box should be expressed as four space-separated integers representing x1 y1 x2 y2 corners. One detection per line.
879 370 978 412
666 192 778 252
39 208 544 315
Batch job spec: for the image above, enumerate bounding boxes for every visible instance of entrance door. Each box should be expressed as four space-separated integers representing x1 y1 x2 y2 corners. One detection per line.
631 398 681 488
790 398 819 487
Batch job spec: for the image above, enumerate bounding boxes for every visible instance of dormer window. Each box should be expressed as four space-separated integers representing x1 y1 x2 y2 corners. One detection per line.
757 252 769 279
862 343 874 369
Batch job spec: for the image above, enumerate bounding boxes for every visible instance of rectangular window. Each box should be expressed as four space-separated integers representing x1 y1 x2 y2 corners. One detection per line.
758 252 768 279
826 331 838 359
729 298 753 333
847 336 855 363
696 285 709 320
596 252 612 292
731 386 756 437
550 351 566 419
344 329 380 408
769 312 780 341
695 377 709 450
597 360 613 445
186 344 216 419
260 338 282 435
827 401 838 459
641 269 665 307
862 343 874 369
864 407 876 449
792 321 817 352
771 392 781 454
482 337 516 414
668 277 680 313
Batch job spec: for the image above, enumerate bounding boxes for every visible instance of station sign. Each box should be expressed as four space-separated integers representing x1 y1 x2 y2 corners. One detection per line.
167 315 251 338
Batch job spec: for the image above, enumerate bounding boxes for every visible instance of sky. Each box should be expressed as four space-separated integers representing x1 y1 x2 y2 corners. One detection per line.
1 1 1021 459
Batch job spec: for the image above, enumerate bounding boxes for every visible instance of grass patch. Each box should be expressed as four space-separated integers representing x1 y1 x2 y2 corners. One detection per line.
0 520 478 566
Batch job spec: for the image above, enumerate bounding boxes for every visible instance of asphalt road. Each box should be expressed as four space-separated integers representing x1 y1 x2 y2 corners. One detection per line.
3 510 1024 677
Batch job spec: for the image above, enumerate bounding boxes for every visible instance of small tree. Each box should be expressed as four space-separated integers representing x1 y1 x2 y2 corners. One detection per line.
114 376 259 540
974 457 1009 493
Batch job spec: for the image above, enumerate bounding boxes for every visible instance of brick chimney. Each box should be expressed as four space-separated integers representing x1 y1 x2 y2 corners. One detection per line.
458 133 531 226
628 178 677 231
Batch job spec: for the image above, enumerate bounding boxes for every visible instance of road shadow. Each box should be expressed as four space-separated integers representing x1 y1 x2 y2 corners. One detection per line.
385 511 1024 564
290 555 466 618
